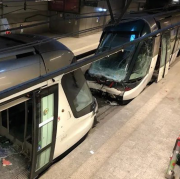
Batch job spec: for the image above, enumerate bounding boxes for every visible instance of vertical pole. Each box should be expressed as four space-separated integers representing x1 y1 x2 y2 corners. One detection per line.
116 0 133 24
106 0 115 23
24 0 27 11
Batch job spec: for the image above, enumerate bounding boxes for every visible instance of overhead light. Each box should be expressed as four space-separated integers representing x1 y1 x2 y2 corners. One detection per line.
96 8 107 12
172 0 179 2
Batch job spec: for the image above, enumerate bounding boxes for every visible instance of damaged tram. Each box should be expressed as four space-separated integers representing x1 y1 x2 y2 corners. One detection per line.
86 9 180 103
0 34 97 179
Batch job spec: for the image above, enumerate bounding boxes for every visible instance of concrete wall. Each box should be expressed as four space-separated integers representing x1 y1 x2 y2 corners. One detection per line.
0 1 49 34
0 0 141 35
49 1 108 36
49 0 127 36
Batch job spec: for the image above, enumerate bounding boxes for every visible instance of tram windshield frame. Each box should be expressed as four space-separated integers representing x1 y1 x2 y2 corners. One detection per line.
89 31 139 82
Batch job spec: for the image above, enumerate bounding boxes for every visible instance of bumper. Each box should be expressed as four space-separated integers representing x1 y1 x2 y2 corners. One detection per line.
87 81 123 96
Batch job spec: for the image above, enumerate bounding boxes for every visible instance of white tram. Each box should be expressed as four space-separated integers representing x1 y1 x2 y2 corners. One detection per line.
86 9 180 103
0 34 98 179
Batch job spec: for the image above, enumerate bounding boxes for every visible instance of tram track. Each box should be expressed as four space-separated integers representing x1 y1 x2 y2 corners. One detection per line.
93 95 124 128
93 81 153 130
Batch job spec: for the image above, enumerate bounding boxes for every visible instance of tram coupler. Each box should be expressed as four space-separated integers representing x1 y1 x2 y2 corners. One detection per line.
165 135 180 179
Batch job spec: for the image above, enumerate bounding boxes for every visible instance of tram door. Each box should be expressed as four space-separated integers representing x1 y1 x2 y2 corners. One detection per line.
30 85 58 179
157 18 171 82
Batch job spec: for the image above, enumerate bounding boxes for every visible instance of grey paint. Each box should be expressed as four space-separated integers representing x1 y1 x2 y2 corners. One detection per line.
0 34 74 92
0 54 42 91
41 50 74 73
0 1 49 34
49 0 139 36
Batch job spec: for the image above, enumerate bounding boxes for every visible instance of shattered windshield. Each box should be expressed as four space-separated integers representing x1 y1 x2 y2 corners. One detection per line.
89 32 137 82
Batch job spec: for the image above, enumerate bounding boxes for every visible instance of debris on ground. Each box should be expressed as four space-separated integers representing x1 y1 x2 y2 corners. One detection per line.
105 100 119 106
2 158 12 166
90 150 94 155
0 135 30 178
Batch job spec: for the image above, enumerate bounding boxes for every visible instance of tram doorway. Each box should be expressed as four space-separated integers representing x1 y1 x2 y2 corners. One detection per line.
0 97 33 178
0 84 58 178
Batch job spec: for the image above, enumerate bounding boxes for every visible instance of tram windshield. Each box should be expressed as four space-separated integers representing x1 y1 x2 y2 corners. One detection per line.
89 32 137 82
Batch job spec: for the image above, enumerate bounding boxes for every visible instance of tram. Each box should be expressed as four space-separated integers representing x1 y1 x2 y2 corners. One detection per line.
86 9 180 103
0 34 98 179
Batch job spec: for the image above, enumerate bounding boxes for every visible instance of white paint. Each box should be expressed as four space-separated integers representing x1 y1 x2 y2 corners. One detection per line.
157 66 165 82
87 81 122 96
88 55 158 101
0 97 29 111
124 55 158 101
164 61 170 76
0 73 96 162
53 78 95 159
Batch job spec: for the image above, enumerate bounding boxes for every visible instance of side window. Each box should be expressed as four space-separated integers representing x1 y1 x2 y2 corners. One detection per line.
177 28 180 50
160 32 171 67
62 70 93 118
130 39 153 80
170 29 177 54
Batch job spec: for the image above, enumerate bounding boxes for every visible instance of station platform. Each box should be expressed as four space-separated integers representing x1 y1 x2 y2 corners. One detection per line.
44 32 101 56
41 54 180 178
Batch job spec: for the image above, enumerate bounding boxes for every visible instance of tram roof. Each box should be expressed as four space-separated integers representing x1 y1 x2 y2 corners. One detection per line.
0 34 74 93
0 34 71 53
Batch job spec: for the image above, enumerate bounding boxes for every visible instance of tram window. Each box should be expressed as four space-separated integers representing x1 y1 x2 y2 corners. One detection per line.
160 35 167 67
1 110 7 128
160 33 171 68
89 43 135 82
62 69 93 117
177 28 180 50
98 33 137 53
0 55 16 62
130 40 153 80
170 29 177 54
16 52 34 59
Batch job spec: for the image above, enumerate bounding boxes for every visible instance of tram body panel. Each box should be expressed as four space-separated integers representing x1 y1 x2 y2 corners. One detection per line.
123 54 158 101
170 27 180 65
0 34 97 179
86 10 180 102
54 111 94 159
87 81 123 96
170 50 179 65
87 18 158 102
153 17 172 81
41 50 74 73
0 54 45 91
53 69 97 159
53 76 95 159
